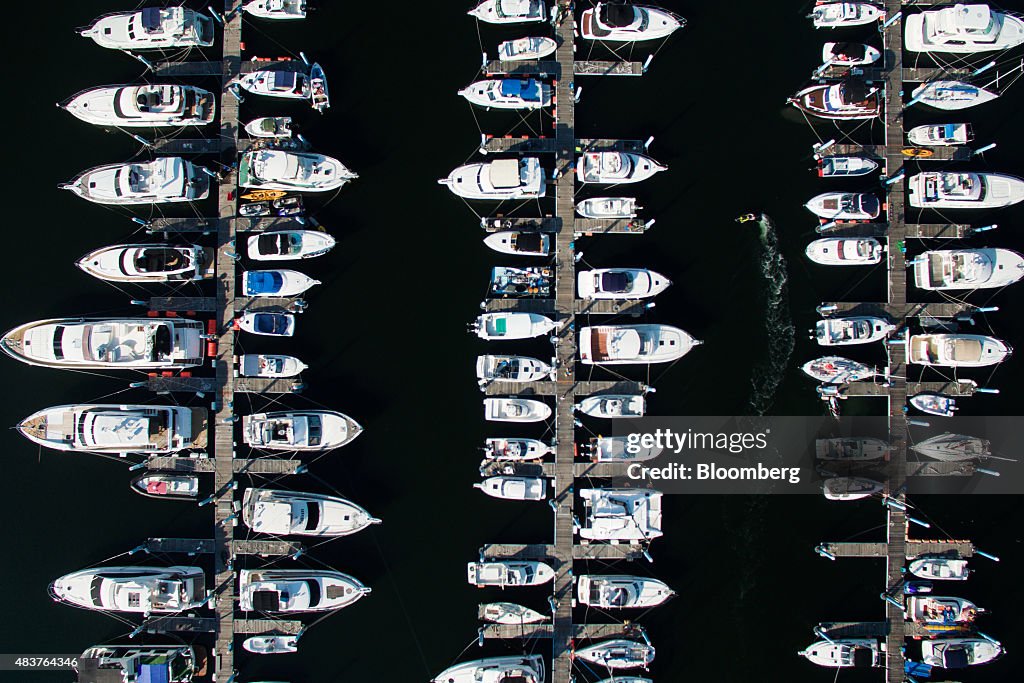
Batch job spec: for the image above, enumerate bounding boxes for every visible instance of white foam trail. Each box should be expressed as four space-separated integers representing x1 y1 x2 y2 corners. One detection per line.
748 215 795 415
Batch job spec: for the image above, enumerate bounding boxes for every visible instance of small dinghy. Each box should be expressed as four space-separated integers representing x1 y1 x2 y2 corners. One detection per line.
130 473 200 500
239 354 307 378
922 638 1002 668
483 438 554 461
474 476 547 501
822 41 881 66
911 80 999 110
472 312 557 340
577 269 671 299
576 395 646 418
242 269 319 297
242 635 298 655
459 78 552 110
822 477 883 500
576 575 674 608
497 36 557 61
234 68 311 100
439 158 546 200
309 63 329 113
576 152 666 184
907 123 972 146
815 316 894 345
237 312 296 337
243 0 307 21
246 230 336 261
467 561 555 587
245 116 294 139
908 596 982 625
790 79 880 120
481 602 548 623
243 410 363 451
816 437 889 461
805 192 880 220
908 333 1012 367
909 557 970 581
468 0 547 24
910 393 957 417
577 196 640 218
484 398 551 422
911 433 990 462
800 639 882 667
575 639 655 670
817 156 879 177
802 356 876 383
806 238 883 265
810 3 884 28
483 231 551 256
580 3 685 42
587 436 663 462
476 355 552 384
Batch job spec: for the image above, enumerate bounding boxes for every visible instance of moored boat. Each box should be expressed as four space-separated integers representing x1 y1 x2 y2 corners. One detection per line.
130 473 201 500
921 638 1002 667
908 171 1024 209
576 152 666 184
483 437 554 461
60 157 210 205
822 477 884 500
237 312 295 337
18 404 205 454
490 266 553 298
483 231 551 256
238 569 369 612
481 602 548 623
472 312 557 340
234 68 311 100
243 0 307 20
484 397 552 422
468 0 547 24
802 357 876 383
822 41 881 65
810 3 884 28
580 4 685 42
907 123 973 146
77 244 211 283
242 635 298 654
242 488 379 537
805 192 880 220
476 355 553 383
910 393 957 417
579 324 700 364
498 36 557 61
243 410 362 451
800 639 882 667
577 268 671 299
587 436 663 462
50 565 206 613
439 158 546 200
806 238 883 265
908 595 982 624
908 332 1011 367
817 156 879 177
576 394 646 418
576 196 640 218
60 84 215 128
909 557 971 580
913 248 1024 290
310 62 329 112
906 4 1024 53
579 488 663 541
240 149 356 193
574 639 655 670
432 656 545 683
79 7 214 50
815 316 895 345
576 575 674 608
246 230 336 261
816 437 889 461
459 78 552 109
911 433 990 461
242 270 320 297
75 643 204 683
790 79 880 119
911 80 999 110
245 116 294 139
467 561 555 587
474 475 547 501
239 354 307 377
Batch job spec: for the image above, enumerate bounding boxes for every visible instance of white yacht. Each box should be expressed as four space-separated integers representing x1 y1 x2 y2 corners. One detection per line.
822 42 881 66
579 488 663 542
61 84 215 128
909 557 971 580
802 357 876 383
806 238 883 265
816 437 889 461
243 0 307 20
805 192 880 220
483 437 554 461
588 436 663 462
579 324 700 365
483 231 551 256
823 477 884 500
242 270 320 297
922 638 1002 667
908 171 1024 209
76 644 203 683
61 157 210 205
245 116 293 139
911 393 958 417
790 81 880 119
911 433 991 461
79 7 214 50
242 635 298 654
800 639 882 667
432 656 545 683
242 488 379 537
439 158 546 200
237 312 295 337
240 354 307 378
580 4 685 42
50 566 206 614
484 398 552 422
238 569 369 612
576 575 674 608
913 248 1024 290
578 268 670 299
906 4 1024 53
476 355 552 383
497 37 557 61
908 123 973 146
459 78 552 109
815 316 895 345
575 640 655 670
468 0 547 24
17 404 204 455
77 244 211 283
908 596 982 624
576 152 666 184
481 602 548 624
130 473 200 500
908 332 1011 367
577 196 640 218
234 68 311 100
911 80 999 110
576 395 646 418
811 3 884 28
467 561 554 587
243 410 362 451
246 230 336 261
474 476 547 501
473 312 557 340
240 149 356 193
817 156 879 177
1 317 204 370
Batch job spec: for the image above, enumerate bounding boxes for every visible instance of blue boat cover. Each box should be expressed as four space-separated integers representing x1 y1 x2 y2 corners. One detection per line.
247 271 284 294
139 664 170 683
254 314 287 334
500 79 540 101
141 7 161 31
942 124 958 137
905 660 932 677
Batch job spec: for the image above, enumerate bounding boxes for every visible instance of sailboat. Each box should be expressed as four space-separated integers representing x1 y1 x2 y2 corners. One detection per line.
574 640 655 670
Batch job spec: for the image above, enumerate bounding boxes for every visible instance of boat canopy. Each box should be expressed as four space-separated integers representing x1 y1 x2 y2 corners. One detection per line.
254 313 290 334
246 271 284 294
600 4 637 27
500 79 541 100
601 272 631 292
490 159 521 188
833 41 866 59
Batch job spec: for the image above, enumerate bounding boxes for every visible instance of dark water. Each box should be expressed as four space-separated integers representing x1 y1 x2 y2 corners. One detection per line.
2 1 1023 681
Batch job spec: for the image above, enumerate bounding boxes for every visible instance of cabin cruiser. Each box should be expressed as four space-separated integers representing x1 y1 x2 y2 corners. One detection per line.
467 561 555 587
822 42 881 66
130 473 200 500
908 333 1011 367
805 192 880 220
239 354 307 378
906 4 1024 53
77 244 211 283
913 248 1024 290
475 475 547 501
243 635 298 654
910 393 957 417
817 156 879 177
910 557 971 580
76 644 204 683
246 230 336 261
800 639 882 667
498 37 557 61
468 0 547 24
575 640 655 670
576 395 646 418
922 638 1002 667
440 158 546 200
911 80 998 110
815 316 894 345
476 355 552 383
484 437 554 461
50 566 206 613
432 656 545 683
484 231 551 256
790 80 880 119
237 312 295 337
490 266 553 298
1 317 204 370
243 0 307 20
577 197 640 218
242 270 320 297
578 269 671 299
806 238 883 265
816 437 889 461
579 324 700 365
811 3 884 28
238 569 369 612
459 79 552 109
242 488 379 537
481 602 548 623
579 488 663 542
234 68 311 100
240 149 356 192
576 575 674 608
61 84 215 128
79 7 214 50
802 357 876 383
576 152 666 184
17 404 204 455
822 477 884 500
484 398 552 422
243 410 362 451
908 171 1024 209
61 157 210 205
908 596 981 624
473 312 557 340
580 4 685 42
908 123 973 146
245 116 294 139
586 436 663 462
911 433 991 461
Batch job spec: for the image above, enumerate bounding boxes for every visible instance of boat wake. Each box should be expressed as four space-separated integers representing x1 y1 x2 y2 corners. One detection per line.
748 215 795 415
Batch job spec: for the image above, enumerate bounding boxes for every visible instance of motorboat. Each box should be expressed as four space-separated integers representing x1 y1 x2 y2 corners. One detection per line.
476 355 552 383
240 149 356 193
810 3 884 28
576 575 674 608
822 42 881 65
800 639 882 667
817 156 879 177
805 192 880 220
483 231 550 256
576 394 646 418
481 602 548 623
243 410 362 451
906 4 1024 53
579 488 663 542
244 0 307 20
130 473 201 500
242 488 379 537
467 561 555 587
806 238 883 265
922 638 1002 667
577 268 671 299
574 640 655 670
472 312 557 340
497 37 557 61
908 333 1011 367
459 79 552 109
587 436 663 462
822 477 884 500
234 68 311 100
909 557 971 580
579 324 700 365
309 62 329 112
580 4 685 42
908 171 1024 209
908 123 973 146
577 197 640 218
242 270 320 297
814 316 895 345
239 354 307 378
238 569 369 612
910 393 957 417
576 152 666 184
816 437 889 461
790 80 880 119
468 0 547 24
242 636 298 654
237 312 295 337
61 157 210 205
60 84 215 128
439 158 546 200
1 317 204 370
474 476 547 501
17 404 204 454
911 433 991 461
911 80 999 110
483 437 554 461
484 398 552 422
245 116 294 139
76 644 204 683
77 244 211 283
908 596 982 624
50 565 206 613
246 230 336 260
79 7 214 50
802 357 876 383
432 656 545 683
490 266 552 298
913 248 1024 290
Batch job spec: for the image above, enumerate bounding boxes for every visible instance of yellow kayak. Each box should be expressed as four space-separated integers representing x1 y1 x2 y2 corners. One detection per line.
240 190 287 201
